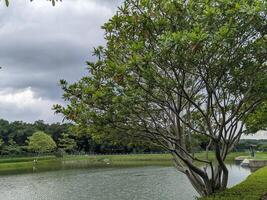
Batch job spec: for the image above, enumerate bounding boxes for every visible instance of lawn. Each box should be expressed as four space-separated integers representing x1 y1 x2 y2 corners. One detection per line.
200 166 267 200
0 152 251 175
244 152 267 160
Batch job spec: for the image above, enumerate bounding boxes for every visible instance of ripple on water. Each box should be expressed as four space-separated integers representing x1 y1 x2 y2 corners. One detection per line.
0 165 250 200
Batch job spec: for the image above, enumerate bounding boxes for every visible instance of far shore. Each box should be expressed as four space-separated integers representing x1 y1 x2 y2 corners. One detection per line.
1 152 265 175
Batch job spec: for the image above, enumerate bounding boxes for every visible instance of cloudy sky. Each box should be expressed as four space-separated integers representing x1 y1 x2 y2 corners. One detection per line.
0 0 266 139
0 0 122 123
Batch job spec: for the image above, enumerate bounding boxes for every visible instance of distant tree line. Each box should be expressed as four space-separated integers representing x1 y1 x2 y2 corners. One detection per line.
0 119 165 156
235 139 267 152
1 118 263 156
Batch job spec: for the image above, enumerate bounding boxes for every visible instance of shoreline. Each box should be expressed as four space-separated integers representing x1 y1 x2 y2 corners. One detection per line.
200 166 267 200
0 152 249 176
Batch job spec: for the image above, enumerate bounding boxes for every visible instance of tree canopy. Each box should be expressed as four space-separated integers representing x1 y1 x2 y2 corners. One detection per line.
58 133 77 153
0 119 163 155
246 101 267 133
55 0 267 196
27 131 57 154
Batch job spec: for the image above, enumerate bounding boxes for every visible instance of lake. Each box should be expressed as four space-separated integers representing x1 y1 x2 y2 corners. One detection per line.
0 164 251 200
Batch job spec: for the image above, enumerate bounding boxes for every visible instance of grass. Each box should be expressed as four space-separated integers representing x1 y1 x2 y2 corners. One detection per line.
0 153 174 175
0 156 56 164
0 152 255 175
200 166 267 200
239 152 267 160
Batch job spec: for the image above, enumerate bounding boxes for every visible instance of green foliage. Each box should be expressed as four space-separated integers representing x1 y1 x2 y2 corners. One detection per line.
0 119 73 155
200 166 267 200
55 0 267 147
0 138 4 147
258 144 267 152
58 133 77 153
0 119 162 155
55 1 266 194
27 131 56 154
5 139 22 154
246 102 267 133
236 139 267 152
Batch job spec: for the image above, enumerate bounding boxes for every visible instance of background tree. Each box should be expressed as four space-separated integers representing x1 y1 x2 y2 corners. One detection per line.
2 138 22 155
0 118 159 155
27 131 56 154
55 0 267 196
0 138 4 154
0 119 10 144
9 121 35 146
246 101 267 133
58 133 77 153
47 123 73 143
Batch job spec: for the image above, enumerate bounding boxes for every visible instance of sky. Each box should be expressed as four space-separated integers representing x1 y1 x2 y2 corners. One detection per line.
0 0 266 139
0 0 122 123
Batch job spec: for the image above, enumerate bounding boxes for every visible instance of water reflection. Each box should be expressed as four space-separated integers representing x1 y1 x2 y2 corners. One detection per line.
0 164 251 200
226 164 251 187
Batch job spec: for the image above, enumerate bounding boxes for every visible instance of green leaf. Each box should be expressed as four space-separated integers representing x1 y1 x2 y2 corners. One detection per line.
5 0 9 7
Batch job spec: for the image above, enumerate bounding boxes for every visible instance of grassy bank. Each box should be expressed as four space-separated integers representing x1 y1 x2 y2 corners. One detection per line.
0 152 250 175
201 166 267 200
238 153 267 161
0 154 172 175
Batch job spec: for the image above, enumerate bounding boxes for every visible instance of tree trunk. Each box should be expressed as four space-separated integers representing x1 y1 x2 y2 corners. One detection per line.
173 150 229 197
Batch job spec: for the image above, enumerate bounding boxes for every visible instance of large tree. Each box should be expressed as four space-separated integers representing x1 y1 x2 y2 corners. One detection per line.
54 0 267 196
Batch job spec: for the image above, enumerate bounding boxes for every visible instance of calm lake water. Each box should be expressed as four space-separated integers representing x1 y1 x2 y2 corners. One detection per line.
0 164 251 200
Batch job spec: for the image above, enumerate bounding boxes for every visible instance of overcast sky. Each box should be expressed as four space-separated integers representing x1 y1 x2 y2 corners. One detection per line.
0 0 122 123
0 0 266 139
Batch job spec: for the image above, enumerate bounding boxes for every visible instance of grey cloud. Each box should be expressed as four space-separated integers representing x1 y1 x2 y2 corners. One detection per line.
0 0 121 122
